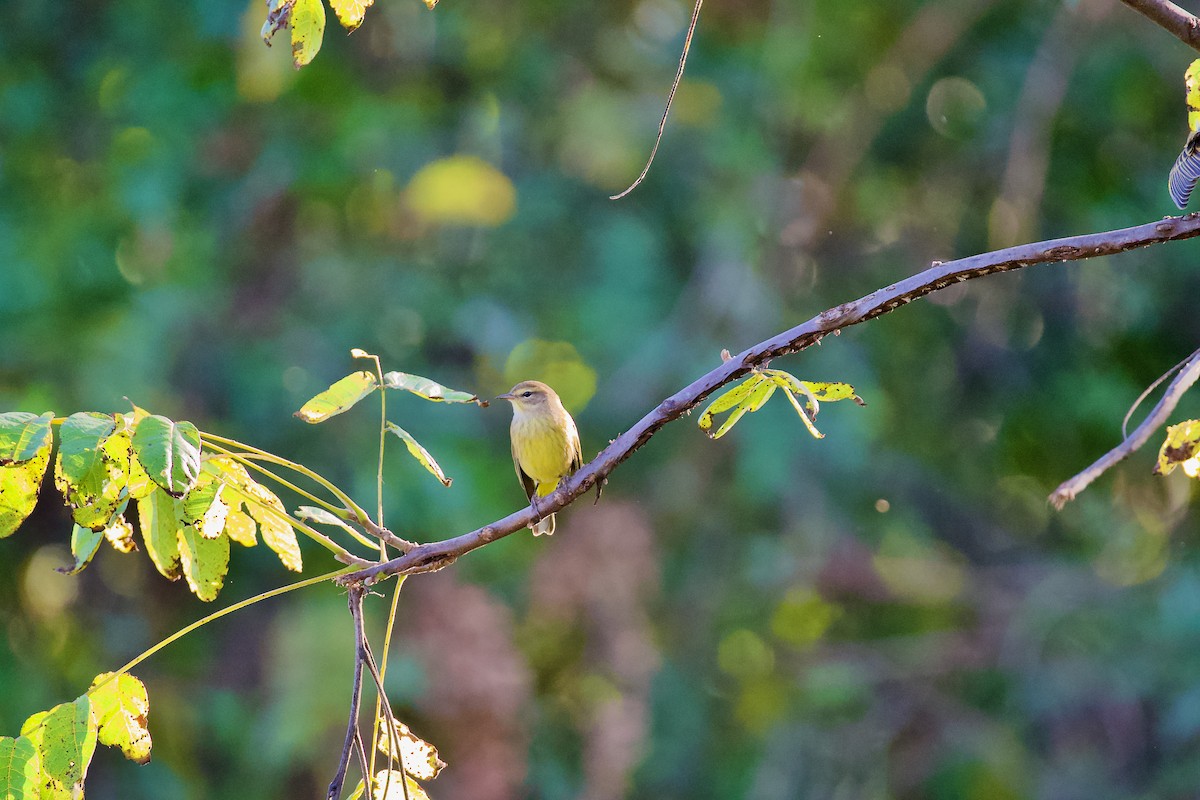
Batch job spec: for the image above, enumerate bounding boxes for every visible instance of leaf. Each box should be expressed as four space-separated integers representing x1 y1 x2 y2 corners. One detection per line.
294 371 378 423
330 0 374 31
346 779 366 800
0 735 39 800
182 479 229 540
55 424 131 531
103 511 137 554
132 415 202 497
295 505 359 535
0 444 51 538
376 718 446 781
241 482 303 571
743 380 777 413
697 376 762 433
88 673 151 765
55 413 117 485
385 423 452 487
290 0 326 68
710 403 750 439
382 371 481 404
178 524 231 602
779 386 825 440
21 697 96 792
0 412 53 465
58 525 105 575
371 770 431 800
137 489 183 581
224 509 258 547
1156 419 1200 477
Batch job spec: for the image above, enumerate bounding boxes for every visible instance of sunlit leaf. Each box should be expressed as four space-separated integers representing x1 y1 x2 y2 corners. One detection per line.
697 376 761 434
0 735 40 800
330 0 374 31
241 482 303 571
132 415 202 497
295 506 359 535
178 524 231 601
404 155 516 227
744 379 777 413
778 386 824 439
225 509 258 547
182 479 229 540
21 696 96 792
88 673 151 765
711 402 750 439
290 0 325 67
53 414 130 530
294 371 378 423
137 489 183 581
376 718 446 781
58 525 105 575
346 779 366 800
797 380 865 405
0 412 53 465
103 510 137 554
0 444 51 538
1156 419 1200 478
371 770 431 800
385 424 452 487
382 371 480 404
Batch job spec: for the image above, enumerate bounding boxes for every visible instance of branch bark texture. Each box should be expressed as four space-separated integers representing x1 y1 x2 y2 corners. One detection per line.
340 213 1200 587
1120 0 1200 51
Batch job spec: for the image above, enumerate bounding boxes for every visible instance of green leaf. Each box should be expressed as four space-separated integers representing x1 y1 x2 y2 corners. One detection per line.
743 379 777 413
346 779 366 800
1156 419 1200 477
0 412 53 465
88 673 151 765
132 415 202 497
0 735 40 800
178 524 231 602
137 489 183 581
0 445 51 538
382 371 481 404
291 0 326 68
21 696 96 792
710 403 750 439
55 412 116 486
697 376 762 433
240 482 302 572
55 426 132 531
58 525 105 575
294 371 378 424
385 423 452 487
330 0 374 32
203 458 259 546
182 478 229 540
778 386 825 440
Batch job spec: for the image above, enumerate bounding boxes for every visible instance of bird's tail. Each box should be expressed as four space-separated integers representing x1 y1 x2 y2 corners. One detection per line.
532 513 556 536
1169 132 1200 209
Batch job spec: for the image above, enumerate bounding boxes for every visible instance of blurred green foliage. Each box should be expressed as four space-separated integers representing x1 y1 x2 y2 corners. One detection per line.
3 0 1200 797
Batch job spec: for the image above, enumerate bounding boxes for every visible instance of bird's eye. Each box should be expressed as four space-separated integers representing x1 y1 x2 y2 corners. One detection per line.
522 391 532 398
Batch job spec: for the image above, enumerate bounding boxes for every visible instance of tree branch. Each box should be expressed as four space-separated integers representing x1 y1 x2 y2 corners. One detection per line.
338 213 1200 587
1120 0 1200 52
1050 346 1200 508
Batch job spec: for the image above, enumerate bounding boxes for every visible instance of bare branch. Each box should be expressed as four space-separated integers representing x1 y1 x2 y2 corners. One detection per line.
1120 0 1200 52
327 587 367 800
339 213 1200 587
1050 347 1200 508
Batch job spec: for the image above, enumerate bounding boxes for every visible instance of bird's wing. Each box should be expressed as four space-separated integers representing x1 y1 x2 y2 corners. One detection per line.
568 415 583 473
512 439 537 500
1170 132 1200 209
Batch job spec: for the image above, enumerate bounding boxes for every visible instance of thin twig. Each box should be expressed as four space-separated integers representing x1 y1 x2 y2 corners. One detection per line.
1050 347 1200 508
359 624 410 800
327 587 367 800
1119 0 1200 52
338 213 1200 586
609 0 704 200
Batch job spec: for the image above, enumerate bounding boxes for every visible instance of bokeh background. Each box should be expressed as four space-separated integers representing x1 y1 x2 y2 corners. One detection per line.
4 0 1200 797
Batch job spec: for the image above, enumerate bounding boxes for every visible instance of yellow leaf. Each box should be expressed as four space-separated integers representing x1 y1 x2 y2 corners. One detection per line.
178 524 231 601
1156 419 1200 477
376 718 446 781
405 155 516 226
241 482 303 571
697 376 762 433
371 770 431 800
88 673 151 765
290 0 326 68
330 0 374 31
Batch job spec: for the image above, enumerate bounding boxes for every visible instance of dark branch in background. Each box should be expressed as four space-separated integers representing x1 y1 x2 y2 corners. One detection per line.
1120 0 1200 52
337 213 1200 587
327 587 367 800
1051 347 1200 508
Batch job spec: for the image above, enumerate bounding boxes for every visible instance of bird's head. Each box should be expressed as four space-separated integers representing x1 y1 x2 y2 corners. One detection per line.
496 380 557 413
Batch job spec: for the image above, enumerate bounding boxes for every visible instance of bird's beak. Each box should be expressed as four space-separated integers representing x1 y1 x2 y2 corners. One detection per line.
495 392 515 402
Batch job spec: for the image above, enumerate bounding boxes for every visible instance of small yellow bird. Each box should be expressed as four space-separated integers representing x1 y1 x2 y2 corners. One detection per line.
496 380 582 536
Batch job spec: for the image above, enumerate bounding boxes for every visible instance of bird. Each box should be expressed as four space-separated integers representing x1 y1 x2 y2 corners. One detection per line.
496 380 582 536
1169 59 1200 209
